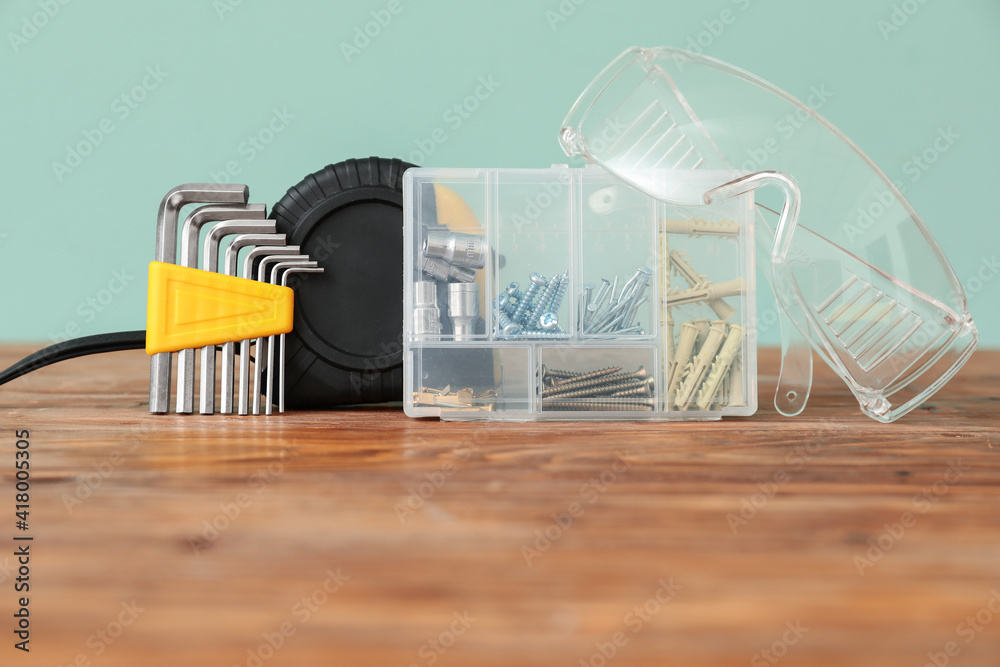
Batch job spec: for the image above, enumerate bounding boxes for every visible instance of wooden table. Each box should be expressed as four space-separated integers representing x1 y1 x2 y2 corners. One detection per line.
1 345 998 666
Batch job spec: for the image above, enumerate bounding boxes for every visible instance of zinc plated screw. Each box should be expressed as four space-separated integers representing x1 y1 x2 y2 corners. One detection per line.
538 312 559 330
512 273 546 324
548 271 569 314
497 310 520 336
517 330 570 339
535 273 562 318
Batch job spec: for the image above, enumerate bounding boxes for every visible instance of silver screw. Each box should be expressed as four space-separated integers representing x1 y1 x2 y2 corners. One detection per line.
514 330 570 339
538 312 559 330
548 271 569 314
513 272 546 324
535 274 562 318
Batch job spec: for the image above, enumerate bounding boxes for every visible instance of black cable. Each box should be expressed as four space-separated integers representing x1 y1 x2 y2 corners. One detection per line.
0 331 146 386
0 333 259 388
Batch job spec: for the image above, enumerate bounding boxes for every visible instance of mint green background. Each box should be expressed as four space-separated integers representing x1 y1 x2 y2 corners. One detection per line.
0 0 997 345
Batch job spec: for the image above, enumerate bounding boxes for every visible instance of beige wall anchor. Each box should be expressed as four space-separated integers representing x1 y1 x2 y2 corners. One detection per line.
675 320 728 410
668 250 736 320
728 352 746 408
668 321 700 400
660 217 740 236
695 324 743 410
667 277 744 309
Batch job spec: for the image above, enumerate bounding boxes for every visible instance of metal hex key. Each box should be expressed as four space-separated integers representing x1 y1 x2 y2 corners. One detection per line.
197 220 278 414
218 233 288 415
237 246 301 416
175 203 267 413
250 255 312 415
262 260 318 415
273 264 324 414
150 183 249 414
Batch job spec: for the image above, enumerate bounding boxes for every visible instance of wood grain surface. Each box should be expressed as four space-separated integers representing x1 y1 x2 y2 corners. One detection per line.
0 345 998 667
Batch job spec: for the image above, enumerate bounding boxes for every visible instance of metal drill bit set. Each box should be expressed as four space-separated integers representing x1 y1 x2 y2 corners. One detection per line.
148 183 322 416
403 166 757 421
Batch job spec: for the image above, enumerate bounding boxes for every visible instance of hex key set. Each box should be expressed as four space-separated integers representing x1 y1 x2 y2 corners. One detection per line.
147 183 322 416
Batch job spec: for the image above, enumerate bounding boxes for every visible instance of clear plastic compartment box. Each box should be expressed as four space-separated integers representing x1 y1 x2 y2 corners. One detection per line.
403 165 757 421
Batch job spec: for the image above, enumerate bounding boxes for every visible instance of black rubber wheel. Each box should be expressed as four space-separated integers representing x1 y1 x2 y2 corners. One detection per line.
271 157 416 407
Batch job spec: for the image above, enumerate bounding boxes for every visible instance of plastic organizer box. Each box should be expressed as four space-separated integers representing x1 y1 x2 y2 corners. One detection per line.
403 165 757 421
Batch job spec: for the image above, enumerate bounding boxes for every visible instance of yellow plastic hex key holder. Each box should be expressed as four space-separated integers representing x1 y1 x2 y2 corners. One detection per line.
145 261 294 355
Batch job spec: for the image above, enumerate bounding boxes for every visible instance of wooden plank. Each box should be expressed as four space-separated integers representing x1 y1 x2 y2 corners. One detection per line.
0 346 998 666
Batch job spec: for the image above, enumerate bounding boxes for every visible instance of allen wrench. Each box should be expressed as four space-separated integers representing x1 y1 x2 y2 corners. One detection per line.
237 246 301 416
262 259 318 415
272 264 324 414
219 233 288 415
175 203 267 413
150 183 248 414
251 255 312 415
198 220 278 414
